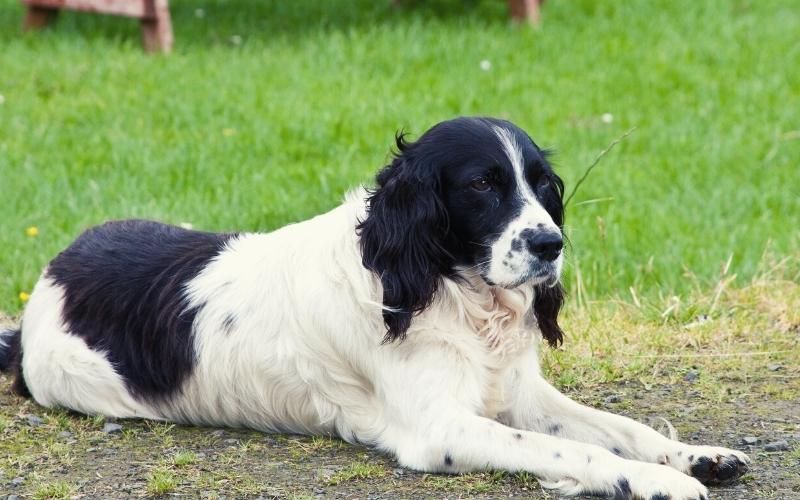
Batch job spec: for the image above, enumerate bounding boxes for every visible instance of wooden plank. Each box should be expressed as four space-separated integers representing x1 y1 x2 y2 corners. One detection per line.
23 4 59 29
21 0 173 52
140 0 172 53
508 0 543 26
23 0 153 19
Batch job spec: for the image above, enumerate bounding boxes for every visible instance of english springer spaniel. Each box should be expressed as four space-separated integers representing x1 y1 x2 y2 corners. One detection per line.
0 117 748 499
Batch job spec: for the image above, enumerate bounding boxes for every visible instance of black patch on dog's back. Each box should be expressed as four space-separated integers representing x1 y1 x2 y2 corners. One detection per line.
47 220 236 401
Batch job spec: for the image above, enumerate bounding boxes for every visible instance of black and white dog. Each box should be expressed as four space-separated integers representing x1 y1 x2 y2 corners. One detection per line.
0 117 748 499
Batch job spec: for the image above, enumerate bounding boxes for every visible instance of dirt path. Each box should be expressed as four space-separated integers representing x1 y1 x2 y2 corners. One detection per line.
1 373 797 499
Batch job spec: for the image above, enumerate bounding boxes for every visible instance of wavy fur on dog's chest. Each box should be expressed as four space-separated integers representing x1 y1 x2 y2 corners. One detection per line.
410 278 539 419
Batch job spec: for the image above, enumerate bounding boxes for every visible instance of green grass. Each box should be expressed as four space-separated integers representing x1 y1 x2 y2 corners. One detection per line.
172 450 198 467
32 480 75 500
146 468 178 495
326 459 387 485
0 0 798 314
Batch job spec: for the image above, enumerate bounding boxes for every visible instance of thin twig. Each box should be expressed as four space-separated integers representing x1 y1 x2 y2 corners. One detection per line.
573 197 615 206
633 350 793 359
565 127 637 207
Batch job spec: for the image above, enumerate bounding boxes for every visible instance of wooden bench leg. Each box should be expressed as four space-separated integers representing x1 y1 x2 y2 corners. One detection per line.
141 0 173 53
23 5 59 30
508 0 544 26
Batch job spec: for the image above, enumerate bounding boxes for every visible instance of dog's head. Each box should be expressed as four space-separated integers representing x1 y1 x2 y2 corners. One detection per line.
358 116 565 346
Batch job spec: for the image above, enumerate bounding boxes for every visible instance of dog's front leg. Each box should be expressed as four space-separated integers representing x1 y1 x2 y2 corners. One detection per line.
503 350 750 487
364 343 705 499
383 410 709 499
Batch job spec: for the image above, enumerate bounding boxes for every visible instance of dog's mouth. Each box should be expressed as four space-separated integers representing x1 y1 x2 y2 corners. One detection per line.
480 260 558 289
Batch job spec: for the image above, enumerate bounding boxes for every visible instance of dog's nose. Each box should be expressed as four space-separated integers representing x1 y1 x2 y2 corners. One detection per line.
526 232 563 261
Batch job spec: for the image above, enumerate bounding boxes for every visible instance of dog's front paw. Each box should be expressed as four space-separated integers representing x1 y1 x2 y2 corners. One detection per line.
620 462 709 500
542 459 708 499
681 445 750 486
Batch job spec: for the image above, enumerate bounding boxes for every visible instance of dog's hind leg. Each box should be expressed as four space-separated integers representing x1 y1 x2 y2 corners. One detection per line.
18 278 159 419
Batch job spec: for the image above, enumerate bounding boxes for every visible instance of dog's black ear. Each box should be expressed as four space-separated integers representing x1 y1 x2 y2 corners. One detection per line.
533 282 565 347
539 154 565 227
357 133 453 343
535 166 566 347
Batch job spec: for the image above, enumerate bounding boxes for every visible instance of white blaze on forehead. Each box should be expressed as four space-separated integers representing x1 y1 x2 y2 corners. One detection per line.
485 125 562 287
492 125 536 202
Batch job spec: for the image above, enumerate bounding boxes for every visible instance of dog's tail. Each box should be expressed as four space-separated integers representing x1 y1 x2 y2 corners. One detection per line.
0 325 30 397
0 325 20 371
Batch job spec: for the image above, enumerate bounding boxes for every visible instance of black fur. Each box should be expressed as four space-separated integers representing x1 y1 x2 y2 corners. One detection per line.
533 281 565 346
0 327 30 397
358 116 565 345
583 476 633 499
532 171 565 347
358 132 456 343
46 220 236 401
690 453 748 486
613 477 632 499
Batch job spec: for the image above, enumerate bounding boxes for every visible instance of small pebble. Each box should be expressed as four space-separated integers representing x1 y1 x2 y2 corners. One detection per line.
684 370 700 382
604 394 623 404
767 363 783 371
211 429 225 438
27 415 44 427
103 422 123 434
11 477 24 486
313 488 326 494
392 467 405 477
57 431 73 439
224 438 239 445
741 436 758 445
764 440 790 452
8 495 21 500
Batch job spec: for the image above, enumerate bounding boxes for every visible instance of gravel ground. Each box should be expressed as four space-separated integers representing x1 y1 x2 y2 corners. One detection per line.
1 373 798 499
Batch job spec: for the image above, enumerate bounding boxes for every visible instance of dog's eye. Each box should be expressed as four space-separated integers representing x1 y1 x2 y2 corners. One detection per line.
470 179 491 192
537 176 551 189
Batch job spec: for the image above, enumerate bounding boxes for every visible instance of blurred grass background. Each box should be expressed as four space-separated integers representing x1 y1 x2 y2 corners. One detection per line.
0 0 798 315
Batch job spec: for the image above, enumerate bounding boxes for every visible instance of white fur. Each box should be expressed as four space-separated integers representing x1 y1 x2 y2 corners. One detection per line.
18 189 748 499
